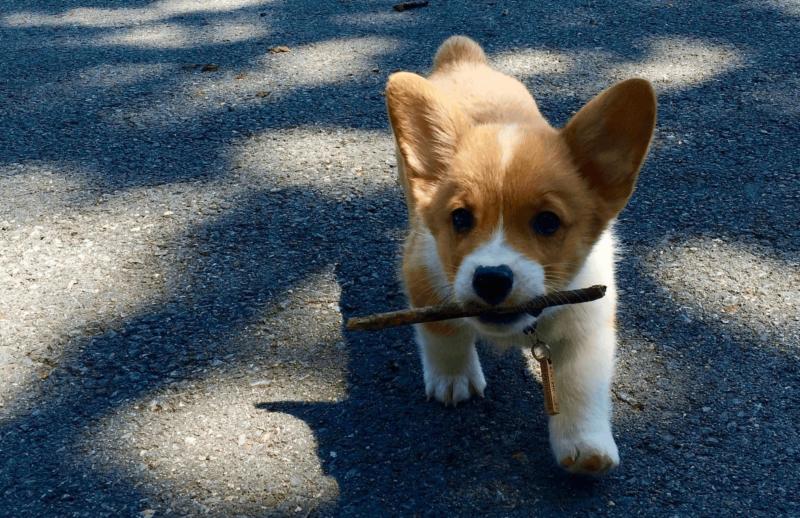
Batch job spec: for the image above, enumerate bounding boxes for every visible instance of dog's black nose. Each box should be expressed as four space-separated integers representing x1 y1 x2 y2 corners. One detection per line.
472 265 514 306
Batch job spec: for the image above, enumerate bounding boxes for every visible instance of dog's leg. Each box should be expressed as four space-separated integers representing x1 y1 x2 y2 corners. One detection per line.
415 324 484 406
547 322 619 475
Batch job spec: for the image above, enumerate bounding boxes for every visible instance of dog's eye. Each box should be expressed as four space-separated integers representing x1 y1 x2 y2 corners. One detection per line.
531 211 560 236
451 208 474 233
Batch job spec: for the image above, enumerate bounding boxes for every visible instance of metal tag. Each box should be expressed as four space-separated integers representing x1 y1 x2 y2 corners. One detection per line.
525 326 559 415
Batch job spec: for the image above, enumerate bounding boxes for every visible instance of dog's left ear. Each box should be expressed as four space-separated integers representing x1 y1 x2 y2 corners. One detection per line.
562 78 657 218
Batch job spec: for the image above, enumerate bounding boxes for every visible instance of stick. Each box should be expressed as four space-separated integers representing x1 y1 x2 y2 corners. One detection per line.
346 285 606 331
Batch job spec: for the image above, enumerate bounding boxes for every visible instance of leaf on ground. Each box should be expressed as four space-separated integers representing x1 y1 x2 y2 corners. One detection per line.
393 1 429 12
613 389 644 410
269 45 291 53
511 451 529 464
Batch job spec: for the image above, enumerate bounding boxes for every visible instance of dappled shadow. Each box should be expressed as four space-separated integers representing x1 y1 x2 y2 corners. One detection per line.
1 0 798 516
0 185 364 512
0 0 796 196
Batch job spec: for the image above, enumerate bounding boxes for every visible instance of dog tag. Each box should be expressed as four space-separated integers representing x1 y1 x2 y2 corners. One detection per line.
533 345 559 415
525 326 559 415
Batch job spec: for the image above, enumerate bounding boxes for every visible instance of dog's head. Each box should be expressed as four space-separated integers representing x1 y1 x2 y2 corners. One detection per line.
387 73 656 337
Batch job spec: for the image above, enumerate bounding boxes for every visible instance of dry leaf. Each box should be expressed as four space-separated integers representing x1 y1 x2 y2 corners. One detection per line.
511 451 529 464
393 1 429 12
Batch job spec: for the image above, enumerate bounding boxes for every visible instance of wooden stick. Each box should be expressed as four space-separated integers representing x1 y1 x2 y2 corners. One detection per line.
346 285 606 331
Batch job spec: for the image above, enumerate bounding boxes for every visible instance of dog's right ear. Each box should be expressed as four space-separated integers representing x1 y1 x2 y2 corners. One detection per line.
386 72 468 208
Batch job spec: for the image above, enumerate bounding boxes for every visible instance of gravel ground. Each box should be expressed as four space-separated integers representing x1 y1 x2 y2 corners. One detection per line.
1 0 799 516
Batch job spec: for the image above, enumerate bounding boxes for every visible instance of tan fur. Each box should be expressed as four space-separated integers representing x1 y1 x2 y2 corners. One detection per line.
429 58 545 128
386 37 656 322
385 73 469 210
562 78 657 218
432 35 487 70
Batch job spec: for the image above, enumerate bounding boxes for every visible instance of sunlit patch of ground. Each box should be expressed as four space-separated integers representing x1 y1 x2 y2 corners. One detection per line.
646 236 799 351
492 49 574 79
118 36 402 128
490 36 744 100
614 37 744 90
92 20 268 49
753 0 800 17
271 37 403 86
82 386 340 516
230 127 398 193
2 0 274 28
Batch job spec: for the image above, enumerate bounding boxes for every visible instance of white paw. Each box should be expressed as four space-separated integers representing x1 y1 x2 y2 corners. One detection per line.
424 367 486 406
416 326 485 407
550 423 619 476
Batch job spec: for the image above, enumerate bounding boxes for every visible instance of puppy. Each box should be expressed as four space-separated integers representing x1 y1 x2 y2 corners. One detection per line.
385 36 656 475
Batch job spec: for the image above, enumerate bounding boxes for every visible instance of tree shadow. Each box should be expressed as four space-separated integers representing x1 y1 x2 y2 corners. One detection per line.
1 0 796 198
0 183 404 515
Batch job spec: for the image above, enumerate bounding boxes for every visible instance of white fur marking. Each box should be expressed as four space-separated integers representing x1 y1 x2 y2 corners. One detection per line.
497 124 520 170
453 223 545 337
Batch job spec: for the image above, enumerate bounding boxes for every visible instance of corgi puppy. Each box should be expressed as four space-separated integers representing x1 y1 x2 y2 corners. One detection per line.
385 36 656 475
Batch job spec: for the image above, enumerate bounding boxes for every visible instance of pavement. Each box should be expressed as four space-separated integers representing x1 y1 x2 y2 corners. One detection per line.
0 0 798 516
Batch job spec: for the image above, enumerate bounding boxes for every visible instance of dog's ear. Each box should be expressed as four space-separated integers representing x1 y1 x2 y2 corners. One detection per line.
386 72 469 208
562 78 657 218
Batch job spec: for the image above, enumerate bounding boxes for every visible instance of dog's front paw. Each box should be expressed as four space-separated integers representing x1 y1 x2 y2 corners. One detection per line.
550 425 619 476
424 363 486 406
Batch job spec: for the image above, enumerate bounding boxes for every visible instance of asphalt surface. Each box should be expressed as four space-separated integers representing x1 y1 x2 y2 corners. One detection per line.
1 0 799 516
